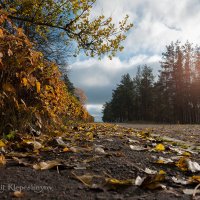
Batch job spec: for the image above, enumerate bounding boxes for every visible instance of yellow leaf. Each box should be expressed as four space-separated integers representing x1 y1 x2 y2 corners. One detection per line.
156 160 164 164
159 170 166 175
182 152 191 157
63 147 70 152
175 157 188 171
0 140 6 147
155 144 165 151
45 85 52 91
86 132 93 141
9 8 17 13
36 81 41 93
0 28 4 38
190 176 200 183
78 127 84 131
105 178 134 186
22 78 28 87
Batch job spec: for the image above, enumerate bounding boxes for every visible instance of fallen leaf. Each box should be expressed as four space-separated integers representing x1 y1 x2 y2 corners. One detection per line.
12 157 31 167
182 152 191 157
186 159 200 172
159 170 166 175
105 178 134 189
63 147 70 152
72 172 102 187
12 191 24 198
190 176 200 183
172 176 189 185
176 157 188 171
23 140 42 150
86 132 93 141
138 174 166 190
144 168 157 175
130 145 147 151
69 146 79 153
128 138 140 143
56 137 68 147
156 156 173 164
135 176 145 186
0 154 6 165
33 160 61 170
0 140 6 147
0 29 4 37
94 146 105 154
155 143 165 151
183 188 200 195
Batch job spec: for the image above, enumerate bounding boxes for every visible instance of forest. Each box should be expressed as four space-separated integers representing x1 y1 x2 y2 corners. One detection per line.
103 41 200 124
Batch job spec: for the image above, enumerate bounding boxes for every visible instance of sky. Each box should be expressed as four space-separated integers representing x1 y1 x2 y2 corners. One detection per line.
69 0 200 122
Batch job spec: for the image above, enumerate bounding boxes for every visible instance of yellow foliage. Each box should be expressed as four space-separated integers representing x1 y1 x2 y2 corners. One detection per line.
0 140 5 147
0 11 93 135
3 0 133 59
36 81 41 93
21 78 28 87
155 144 165 151
0 28 3 38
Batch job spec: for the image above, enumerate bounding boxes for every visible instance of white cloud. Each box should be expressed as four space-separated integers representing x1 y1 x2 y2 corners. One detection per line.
86 104 103 111
91 0 200 55
72 54 161 72
70 54 161 88
83 75 110 87
86 104 103 122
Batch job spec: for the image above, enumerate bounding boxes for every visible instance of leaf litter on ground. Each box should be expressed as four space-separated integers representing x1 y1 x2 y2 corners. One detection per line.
1 122 200 198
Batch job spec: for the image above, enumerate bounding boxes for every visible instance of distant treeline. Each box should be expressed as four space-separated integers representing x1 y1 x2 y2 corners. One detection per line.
102 41 200 123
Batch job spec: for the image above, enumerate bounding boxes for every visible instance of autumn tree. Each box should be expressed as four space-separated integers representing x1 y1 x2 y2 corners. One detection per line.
74 87 88 105
0 0 133 59
0 12 92 135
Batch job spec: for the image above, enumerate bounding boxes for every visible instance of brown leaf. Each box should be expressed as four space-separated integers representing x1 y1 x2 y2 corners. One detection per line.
11 191 24 198
0 154 6 165
2 83 15 93
33 160 61 170
72 172 102 187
